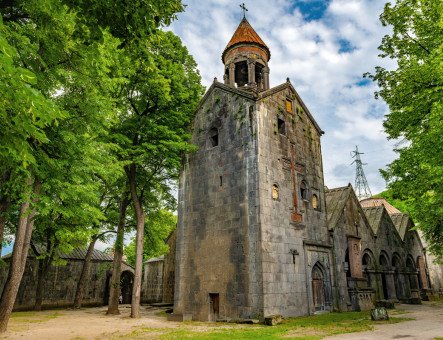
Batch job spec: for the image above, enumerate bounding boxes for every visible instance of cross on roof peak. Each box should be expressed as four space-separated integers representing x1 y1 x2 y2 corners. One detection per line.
240 3 248 18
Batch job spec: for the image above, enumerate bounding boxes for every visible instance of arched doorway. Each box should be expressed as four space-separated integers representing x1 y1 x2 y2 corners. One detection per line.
362 251 374 288
406 256 417 290
120 271 134 304
311 263 326 311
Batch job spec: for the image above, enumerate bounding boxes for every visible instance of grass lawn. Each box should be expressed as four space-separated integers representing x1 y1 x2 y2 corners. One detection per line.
120 310 413 339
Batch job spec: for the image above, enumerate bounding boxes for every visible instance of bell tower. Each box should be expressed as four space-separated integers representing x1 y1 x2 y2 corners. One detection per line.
174 11 332 322
222 17 270 91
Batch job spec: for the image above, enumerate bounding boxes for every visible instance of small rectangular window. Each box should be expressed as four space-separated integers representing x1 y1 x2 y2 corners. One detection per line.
285 99 293 113
209 128 219 147
278 117 285 135
219 176 223 187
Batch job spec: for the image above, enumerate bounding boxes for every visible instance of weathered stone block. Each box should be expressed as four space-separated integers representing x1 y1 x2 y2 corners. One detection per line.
264 314 283 326
371 307 389 321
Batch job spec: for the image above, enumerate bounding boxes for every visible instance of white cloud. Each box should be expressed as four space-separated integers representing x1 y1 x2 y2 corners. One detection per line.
171 0 398 194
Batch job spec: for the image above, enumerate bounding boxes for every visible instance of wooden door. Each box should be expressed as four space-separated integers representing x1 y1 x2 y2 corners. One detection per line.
312 278 325 310
209 293 219 321
312 264 325 311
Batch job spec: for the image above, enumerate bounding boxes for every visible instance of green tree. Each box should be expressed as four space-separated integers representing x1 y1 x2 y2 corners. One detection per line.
113 29 204 317
0 0 122 331
124 210 177 267
367 0 443 258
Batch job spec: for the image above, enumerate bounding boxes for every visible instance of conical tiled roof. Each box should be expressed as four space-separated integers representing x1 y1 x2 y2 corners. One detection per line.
222 18 270 61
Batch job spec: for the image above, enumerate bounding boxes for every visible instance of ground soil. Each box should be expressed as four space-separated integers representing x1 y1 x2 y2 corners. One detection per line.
325 301 443 340
0 301 442 339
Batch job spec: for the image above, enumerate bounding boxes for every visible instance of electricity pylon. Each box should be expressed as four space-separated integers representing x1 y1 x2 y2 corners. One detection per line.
351 146 372 200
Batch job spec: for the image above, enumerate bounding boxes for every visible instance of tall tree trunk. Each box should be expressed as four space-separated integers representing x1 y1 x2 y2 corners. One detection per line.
0 178 40 333
106 193 130 315
73 236 97 308
126 165 144 318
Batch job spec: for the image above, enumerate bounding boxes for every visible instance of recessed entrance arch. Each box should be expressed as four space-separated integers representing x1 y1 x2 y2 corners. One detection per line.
120 270 134 304
379 252 389 299
311 263 326 311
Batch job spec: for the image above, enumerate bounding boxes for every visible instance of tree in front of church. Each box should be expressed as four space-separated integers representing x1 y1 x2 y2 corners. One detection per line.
367 0 443 258
124 209 177 267
111 29 204 317
0 0 122 331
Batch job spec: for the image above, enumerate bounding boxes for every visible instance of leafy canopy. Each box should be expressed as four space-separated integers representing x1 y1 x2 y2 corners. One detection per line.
367 0 443 257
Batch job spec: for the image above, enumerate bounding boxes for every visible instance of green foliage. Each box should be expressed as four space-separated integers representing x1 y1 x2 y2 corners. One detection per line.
124 210 176 266
366 0 443 258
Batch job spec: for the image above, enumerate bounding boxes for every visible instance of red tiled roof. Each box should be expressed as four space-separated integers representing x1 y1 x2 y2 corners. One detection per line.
223 18 269 59
359 198 402 214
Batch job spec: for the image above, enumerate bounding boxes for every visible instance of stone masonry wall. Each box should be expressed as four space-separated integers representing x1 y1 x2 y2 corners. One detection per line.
174 83 263 321
256 84 332 317
0 258 112 310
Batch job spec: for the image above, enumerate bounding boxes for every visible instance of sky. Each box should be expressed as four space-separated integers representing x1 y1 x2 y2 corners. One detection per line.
1 0 399 257
169 0 399 195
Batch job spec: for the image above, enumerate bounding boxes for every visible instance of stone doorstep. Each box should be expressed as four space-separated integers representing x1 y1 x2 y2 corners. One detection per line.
217 318 260 324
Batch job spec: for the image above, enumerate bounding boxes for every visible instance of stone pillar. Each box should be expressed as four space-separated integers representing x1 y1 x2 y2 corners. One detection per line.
347 236 363 278
223 71 229 85
263 66 270 90
417 256 429 289
385 270 398 301
229 63 235 87
247 59 256 87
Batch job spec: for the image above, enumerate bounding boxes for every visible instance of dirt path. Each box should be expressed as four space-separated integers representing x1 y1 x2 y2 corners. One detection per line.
325 302 443 340
0 305 182 340
1 302 442 339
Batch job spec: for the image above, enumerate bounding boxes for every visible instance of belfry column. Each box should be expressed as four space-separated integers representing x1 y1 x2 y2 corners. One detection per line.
247 59 256 87
263 66 270 90
228 63 235 87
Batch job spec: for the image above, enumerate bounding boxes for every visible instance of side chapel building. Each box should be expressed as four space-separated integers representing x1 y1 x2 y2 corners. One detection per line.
161 17 441 321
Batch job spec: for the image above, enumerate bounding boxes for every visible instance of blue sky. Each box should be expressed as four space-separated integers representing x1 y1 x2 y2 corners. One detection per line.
170 0 398 194
2 1 399 255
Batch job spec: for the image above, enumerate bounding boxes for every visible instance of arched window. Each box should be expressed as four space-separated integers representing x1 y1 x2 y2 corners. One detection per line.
312 194 318 209
272 184 279 200
209 127 219 147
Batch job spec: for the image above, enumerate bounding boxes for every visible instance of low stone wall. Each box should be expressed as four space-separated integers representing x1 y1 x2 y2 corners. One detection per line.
0 258 112 311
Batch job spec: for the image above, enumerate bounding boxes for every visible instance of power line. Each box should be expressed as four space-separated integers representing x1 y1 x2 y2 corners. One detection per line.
351 145 372 200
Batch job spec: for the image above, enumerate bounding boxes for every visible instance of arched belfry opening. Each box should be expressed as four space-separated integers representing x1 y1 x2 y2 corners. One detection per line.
222 17 270 91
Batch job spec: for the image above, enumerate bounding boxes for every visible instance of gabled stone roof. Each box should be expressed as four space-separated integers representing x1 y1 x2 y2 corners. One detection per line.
390 213 411 240
222 17 270 61
259 81 324 135
325 184 352 230
362 206 385 234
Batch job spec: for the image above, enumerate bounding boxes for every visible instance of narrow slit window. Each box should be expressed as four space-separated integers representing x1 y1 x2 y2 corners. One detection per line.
219 176 223 187
300 181 307 200
277 118 285 135
312 194 318 209
209 128 219 147
285 99 293 113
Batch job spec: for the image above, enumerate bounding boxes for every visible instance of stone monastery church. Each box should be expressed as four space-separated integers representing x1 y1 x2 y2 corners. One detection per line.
144 16 442 322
